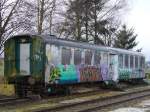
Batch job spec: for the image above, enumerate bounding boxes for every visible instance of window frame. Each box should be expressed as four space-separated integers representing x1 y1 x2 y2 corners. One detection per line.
94 50 101 65
125 54 129 68
130 55 134 68
118 54 123 68
61 47 72 65
135 56 139 68
74 48 82 65
84 49 93 65
140 56 145 69
103 52 109 65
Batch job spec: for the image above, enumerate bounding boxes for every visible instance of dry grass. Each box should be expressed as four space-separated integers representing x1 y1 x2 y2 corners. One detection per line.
0 59 4 78
0 60 15 96
0 76 4 83
0 84 15 96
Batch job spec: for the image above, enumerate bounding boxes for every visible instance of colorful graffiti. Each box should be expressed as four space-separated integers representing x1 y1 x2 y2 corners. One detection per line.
45 44 121 84
119 68 145 80
100 63 109 80
49 66 61 83
119 69 132 79
45 44 61 83
58 65 78 84
79 66 102 82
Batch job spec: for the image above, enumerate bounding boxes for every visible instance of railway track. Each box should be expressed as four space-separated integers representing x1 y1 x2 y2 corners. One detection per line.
0 83 146 107
0 97 31 107
34 88 150 112
43 89 111 103
0 85 149 111
41 83 148 103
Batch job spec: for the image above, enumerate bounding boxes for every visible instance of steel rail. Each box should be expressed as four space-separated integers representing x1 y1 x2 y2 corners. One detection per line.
0 97 31 106
34 89 150 112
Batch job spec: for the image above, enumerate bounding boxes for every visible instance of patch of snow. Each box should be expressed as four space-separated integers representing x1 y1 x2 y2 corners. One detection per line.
138 100 150 108
60 98 87 104
109 107 145 112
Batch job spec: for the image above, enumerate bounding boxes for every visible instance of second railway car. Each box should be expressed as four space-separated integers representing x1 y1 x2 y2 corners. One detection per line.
4 34 145 97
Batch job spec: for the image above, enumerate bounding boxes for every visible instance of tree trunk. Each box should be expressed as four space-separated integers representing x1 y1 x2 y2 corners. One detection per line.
94 0 98 44
85 0 89 42
38 0 45 34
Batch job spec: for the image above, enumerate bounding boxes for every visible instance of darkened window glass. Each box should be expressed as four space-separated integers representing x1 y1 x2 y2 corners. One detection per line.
85 50 92 65
103 53 108 65
130 55 134 68
140 57 142 68
94 51 101 65
125 54 129 68
142 57 145 68
135 56 138 68
61 47 71 65
74 49 82 65
140 57 145 68
119 54 123 68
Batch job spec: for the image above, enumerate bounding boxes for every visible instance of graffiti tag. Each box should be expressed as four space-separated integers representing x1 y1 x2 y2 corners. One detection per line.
79 66 102 82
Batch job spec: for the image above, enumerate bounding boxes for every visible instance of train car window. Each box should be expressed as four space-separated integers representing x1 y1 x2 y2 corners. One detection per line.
74 49 82 65
85 50 92 65
135 56 138 68
140 57 142 68
103 53 108 65
118 54 123 68
130 55 134 68
140 57 145 68
125 54 129 68
46 44 60 66
61 47 71 65
94 51 101 65
142 57 145 68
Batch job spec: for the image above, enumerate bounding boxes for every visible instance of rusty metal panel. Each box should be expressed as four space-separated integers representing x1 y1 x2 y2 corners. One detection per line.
31 36 45 81
4 39 16 78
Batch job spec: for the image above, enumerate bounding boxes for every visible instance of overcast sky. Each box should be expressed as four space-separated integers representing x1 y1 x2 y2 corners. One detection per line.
125 0 150 61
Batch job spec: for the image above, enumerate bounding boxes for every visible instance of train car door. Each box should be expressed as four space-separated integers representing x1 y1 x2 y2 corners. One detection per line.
109 54 118 81
19 43 31 75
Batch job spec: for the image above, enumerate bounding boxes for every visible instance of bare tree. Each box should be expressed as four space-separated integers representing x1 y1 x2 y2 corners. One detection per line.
23 0 57 35
55 0 86 40
0 0 23 54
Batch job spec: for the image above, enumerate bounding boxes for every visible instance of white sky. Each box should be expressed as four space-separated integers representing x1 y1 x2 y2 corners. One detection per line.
125 0 150 61
2 0 150 61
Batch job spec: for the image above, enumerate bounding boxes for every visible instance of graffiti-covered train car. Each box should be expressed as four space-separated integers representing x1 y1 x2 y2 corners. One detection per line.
4 34 145 97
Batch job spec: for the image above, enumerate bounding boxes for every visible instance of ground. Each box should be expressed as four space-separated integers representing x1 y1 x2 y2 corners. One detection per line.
0 59 15 96
109 98 150 112
0 84 15 96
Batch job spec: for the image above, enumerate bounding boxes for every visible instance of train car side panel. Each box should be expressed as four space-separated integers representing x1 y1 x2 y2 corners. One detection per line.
118 53 145 80
4 39 16 79
31 36 45 82
45 43 113 85
58 65 78 84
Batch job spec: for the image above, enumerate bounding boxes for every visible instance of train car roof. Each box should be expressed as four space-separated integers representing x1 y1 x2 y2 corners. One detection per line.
7 34 145 57
41 34 144 57
41 34 111 52
107 47 144 57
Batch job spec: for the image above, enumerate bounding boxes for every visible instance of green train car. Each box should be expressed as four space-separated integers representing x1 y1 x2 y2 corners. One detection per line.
4 34 145 97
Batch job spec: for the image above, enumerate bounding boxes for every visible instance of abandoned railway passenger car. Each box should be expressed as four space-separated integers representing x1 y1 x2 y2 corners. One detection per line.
4 34 145 97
